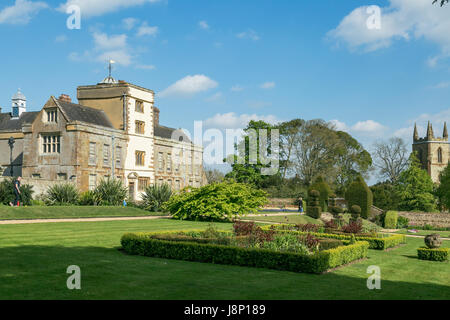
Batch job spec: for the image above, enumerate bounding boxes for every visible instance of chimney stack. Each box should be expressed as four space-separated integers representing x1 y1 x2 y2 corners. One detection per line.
153 107 160 127
59 94 72 103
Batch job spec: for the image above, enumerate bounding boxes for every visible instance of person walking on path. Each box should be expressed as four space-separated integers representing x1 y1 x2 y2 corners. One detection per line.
9 176 22 207
298 197 304 213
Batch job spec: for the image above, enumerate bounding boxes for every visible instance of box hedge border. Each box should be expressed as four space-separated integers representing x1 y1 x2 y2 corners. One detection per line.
261 225 406 250
417 247 449 262
120 231 369 274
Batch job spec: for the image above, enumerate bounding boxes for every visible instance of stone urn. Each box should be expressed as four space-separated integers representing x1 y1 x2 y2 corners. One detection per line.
424 234 442 249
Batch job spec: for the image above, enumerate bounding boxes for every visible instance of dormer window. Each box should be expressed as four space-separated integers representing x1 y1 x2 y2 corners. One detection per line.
46 109 58 123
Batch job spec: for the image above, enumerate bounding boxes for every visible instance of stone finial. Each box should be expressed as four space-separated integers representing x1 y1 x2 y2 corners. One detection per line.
444 122 448 140
413 123 419 141
426 121 434 140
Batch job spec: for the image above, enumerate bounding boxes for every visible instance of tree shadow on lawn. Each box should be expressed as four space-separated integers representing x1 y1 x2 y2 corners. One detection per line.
0 245 449 300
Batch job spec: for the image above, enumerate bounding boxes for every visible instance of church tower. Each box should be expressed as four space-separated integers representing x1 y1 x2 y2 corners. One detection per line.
11 89 27 118
413 122 449 184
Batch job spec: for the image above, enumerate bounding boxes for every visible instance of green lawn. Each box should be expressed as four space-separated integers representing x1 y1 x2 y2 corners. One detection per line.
244 214 323 225
0 206 167 220
0 218 449 300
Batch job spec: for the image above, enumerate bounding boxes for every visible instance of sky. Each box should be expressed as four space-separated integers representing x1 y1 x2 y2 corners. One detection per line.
0 0 450 183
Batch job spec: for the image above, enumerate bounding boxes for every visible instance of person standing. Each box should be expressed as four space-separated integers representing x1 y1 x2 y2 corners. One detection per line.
298 197 304 213
11 176 22 207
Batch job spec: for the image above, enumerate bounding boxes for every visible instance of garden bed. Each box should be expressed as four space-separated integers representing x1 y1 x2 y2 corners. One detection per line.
263 224 406 250
121 230 369 274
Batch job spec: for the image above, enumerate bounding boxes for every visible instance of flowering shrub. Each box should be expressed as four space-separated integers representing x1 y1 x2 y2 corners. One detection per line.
342 220 363 234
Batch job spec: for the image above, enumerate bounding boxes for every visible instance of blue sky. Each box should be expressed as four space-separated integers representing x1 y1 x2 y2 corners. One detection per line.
1 0 450 180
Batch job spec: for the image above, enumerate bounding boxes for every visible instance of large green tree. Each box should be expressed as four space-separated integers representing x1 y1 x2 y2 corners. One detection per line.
436 163 450 210
395 153 437 212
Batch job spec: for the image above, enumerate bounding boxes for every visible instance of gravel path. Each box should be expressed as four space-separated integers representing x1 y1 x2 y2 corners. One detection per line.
0 216 169 225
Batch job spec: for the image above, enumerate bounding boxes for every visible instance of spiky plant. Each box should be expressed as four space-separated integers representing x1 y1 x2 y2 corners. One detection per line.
95 178 128 206
45 183 79 206
141 183 173 212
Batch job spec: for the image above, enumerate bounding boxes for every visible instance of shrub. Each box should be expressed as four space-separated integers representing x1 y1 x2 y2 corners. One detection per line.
45 183 79 206
342 220 363 234
78 191 100 206
397 216 409 229
345 176 373 219
0 178 34 206
424 234 442 249
350 205 361 222
308 176 332 211
384 211 398 229
165 180 268 221
417 247 449 262
95 178 128 206
121 231 370 274
141 183 173 212
307 189 322 219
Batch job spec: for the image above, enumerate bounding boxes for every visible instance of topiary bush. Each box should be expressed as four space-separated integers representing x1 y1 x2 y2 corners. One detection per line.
165 180 268 221
384 211 398 229
45 183 79 206
141 183 173 212
424 234 442 249
306 189 322 219
417 247 449 262
350 205 361 222
345 176 373 219
308 176 332 212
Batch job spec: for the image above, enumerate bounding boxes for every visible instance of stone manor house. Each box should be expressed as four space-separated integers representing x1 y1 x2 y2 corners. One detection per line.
0 76 207 200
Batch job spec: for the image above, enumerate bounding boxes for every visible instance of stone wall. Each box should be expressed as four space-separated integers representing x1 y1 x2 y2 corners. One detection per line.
398 211 450 228
0 176 59 198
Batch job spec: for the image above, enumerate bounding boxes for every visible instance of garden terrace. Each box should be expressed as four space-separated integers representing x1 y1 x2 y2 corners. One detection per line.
121 230 370 274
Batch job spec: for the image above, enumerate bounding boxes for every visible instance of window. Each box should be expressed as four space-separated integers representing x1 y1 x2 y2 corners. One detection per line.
57 173 67 181
158 152 164 171
158 179 164 186
167 153 172 172
175 180 181 190
167 179 172 188
32 174 41 179
115 146 122 168
135 121 145 134
103 144 110 167
438 148 443 163
138 177 150 191
89 174 97 191
89 142 96 165
135 100 144 113
42 134 61 154
46 109 57 123
136 151 145 166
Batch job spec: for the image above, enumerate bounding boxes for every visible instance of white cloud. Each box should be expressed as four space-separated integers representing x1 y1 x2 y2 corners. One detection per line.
328 0 450 58
57 0 163 18
231 85 244 92
203 112 280 130
198 20 209 30
260 81 276 90
351 120 388 135
237 29 260 41
0 0 48 25
55 35 67 42
123 17 138 30
137 22 158 37
432 81 450 89
205 92 223 103
329 119 349 132
159 75 218 98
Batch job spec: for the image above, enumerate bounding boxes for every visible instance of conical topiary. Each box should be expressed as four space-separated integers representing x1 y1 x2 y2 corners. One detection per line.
308 176 332 212
307 189 322 219
345 176 373 219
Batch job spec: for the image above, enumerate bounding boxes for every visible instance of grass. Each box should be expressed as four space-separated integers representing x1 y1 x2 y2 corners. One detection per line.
244 214 323 225
0 206 167 220
0 218 449 300
393 229 450 238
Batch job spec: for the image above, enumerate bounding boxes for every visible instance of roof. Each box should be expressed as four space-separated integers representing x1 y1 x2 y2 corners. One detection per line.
154 125 191 143
12 89 26 101
0 112 39 132
56 99 114 129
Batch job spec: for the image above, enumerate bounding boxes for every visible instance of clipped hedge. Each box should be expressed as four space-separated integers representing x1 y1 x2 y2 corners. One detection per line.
345 176 373 219
417 247 449 262
384 211 398 229
121 231 369 274
262 225 406 250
